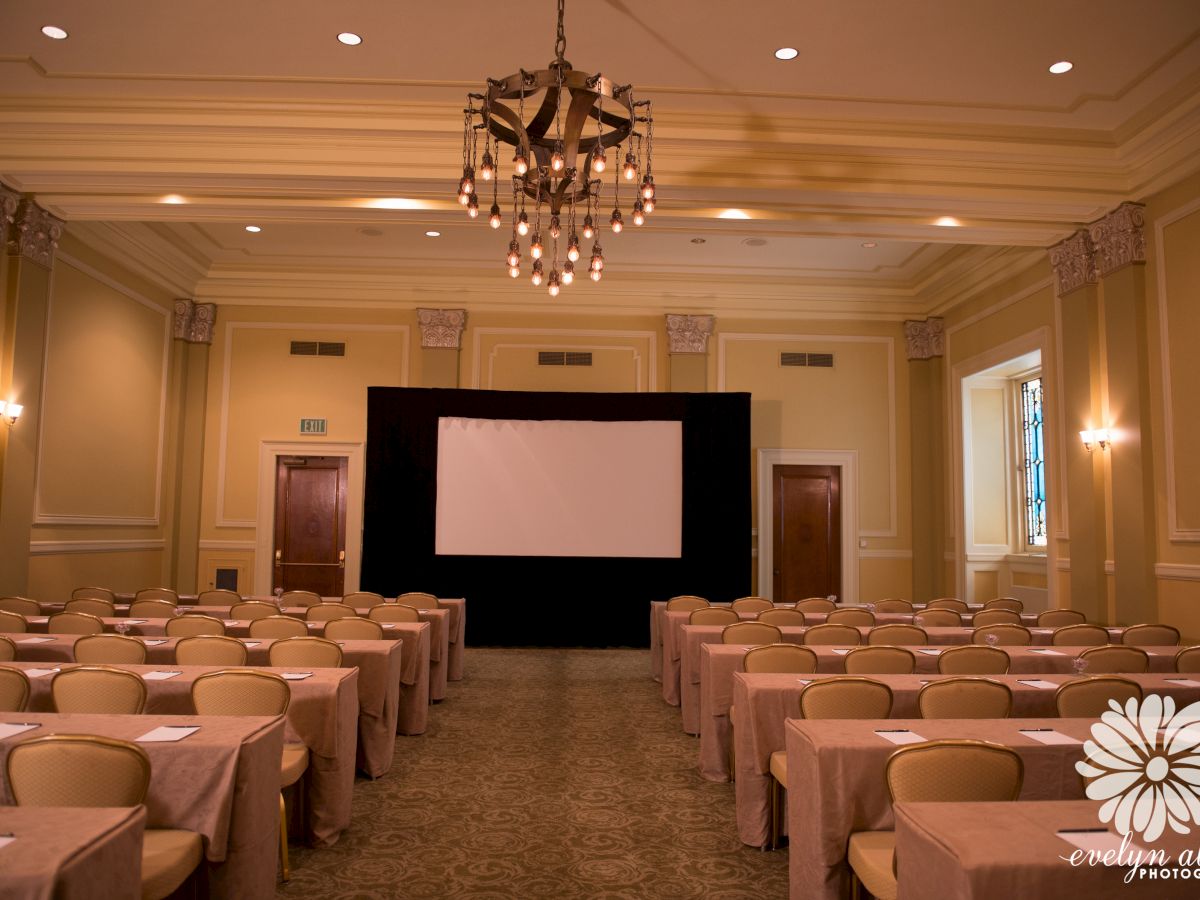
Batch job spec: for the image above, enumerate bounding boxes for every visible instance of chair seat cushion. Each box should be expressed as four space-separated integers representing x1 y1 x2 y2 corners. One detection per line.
847 830 897 900
281 743 309 786
769 750 787 784
142 829 203 900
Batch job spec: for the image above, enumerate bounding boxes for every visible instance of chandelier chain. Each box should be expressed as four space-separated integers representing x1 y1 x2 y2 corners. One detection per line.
555 0 567 62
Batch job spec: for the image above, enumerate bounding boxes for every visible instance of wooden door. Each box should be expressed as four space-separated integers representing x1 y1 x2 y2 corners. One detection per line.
273 456 348 596
772 464 841 602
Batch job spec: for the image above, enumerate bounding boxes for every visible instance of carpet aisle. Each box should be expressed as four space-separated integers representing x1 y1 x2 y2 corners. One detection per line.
280 648 789 898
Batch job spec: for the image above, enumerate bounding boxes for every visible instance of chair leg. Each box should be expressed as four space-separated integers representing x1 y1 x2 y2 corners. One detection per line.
279 792 290 883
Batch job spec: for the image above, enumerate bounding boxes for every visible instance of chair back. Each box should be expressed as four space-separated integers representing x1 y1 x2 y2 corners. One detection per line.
971 624 1032 647
972 609 1021 627
7 735 150 807
165 614 226 637
134 587 179 603
51 666 147 714
305 603 356 623
73 634 147 665
342 591 386 608
689 607 739 627
396 592 439 610
742 644 818 674
913 609 961 628
800 677 892 718
0 635 14 661
721 622 782 646
794 598 836 614
195 589 241 606
0 597 40 616
248 615 308 639
268 637 343 668
1078 645 1149 674
844 646 915 675
64 597 116 618
937 645 1011 675
280 590 322 608
47 612 105 635
191 670 290 716
230 601 278 621
1175 646 1200 673
983 598 1024 613
324 617 385 641
757 608 806 627
0 609 28 633
1122 624 1181 647
730 597 773 614
827 608 875 628
926 598 968 613
128 599 178 618
368 605 421 624
1038 609 1086 628
1051 624 1109 647
917 678 1013 718
874 599 913 613
0 666 30 711
867 624 928 646
886 740 1023 803
665 595 708 612
71 587 116 604
803 623 862 646
176 636 248 666
1055 676 1143 717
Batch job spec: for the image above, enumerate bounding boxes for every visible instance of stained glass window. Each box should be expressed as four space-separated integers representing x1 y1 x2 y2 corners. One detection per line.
1020 377 1046 546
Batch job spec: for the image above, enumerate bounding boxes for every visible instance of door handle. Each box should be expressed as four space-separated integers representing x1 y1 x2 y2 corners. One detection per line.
274 549 282 567
338 550 346 569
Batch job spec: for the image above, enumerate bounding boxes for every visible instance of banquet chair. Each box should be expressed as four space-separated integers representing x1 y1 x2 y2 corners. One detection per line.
280 590 322 608
1055 676 1143 717
72 586 116 604
794 598 836 614
165 614 226 637
867 624 928 646
0 664 30 710
844 646 915 675
52 666 147 714
665 595 708 612
74 634 147 665
342 591 386 608
305 603 356 623
1078 645 1150 674
368 605 420 624
196 589 241 606
971 609 1021 627
803 623 862 646
742 644 818 674
268 637 343 668
917 677 1013 718
689 607 739 627
129 598 179 618
396 592 439 610
176 635 248 666
1175 646 1200 673
721 621 782 646
873 599 913 613
64 597 116 618
6 734 203 900
324 617 385 641
828 608 875 628
191 670 307 881
0 635 15 661
983 597 1024 613
47 612 105 635
0 609 28 632
1122 623 1181 646
971 624 1032 646
135 587 179 603
926 598 968 613
730 597 773 614
1051 624 1109 647
757 608 806 627
231 601 279 621
937 645 1011 675
0 596 41 616
1038 609 1086 628
913 609 961 628
250 616 309 639
847 740 1024 900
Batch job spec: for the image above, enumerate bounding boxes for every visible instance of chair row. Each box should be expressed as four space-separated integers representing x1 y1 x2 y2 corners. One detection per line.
0 633 349 671
0 590 442 617
667 595 1028 614
0 606 422 637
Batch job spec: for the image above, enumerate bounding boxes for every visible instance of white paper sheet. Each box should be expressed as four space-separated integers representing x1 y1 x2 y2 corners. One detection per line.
141 671 181 681
28 617 48 624
917 648 942 655
16 637 54 644
1057 830 1149 861
876 730 926 745
23 668 60 678
240 640 261 647
1019 729 1081 745
142 639 168 646
1030 649 1064 655
0 723 41 739
1017 679 1059 689
282 672 312 680
222 620 238 626
0 835 14 850
832 648 852 655
135 725 199 742
125 619 147 625
796 679 814 685
1165 678 1200 688
382 623 397 629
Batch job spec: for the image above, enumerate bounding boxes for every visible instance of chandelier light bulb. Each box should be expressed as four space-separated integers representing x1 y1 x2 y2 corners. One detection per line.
480 151 495 180
632 199 645 226
643 196 656 214
592 148 607 174
590 243 605 270
566 234 581 261
562 261 575 284
641 174 655 200
509 265 521 278
517 211 530 236
513 152 529 175
457 189 470 206
548 270 561 297
489 203 502 228
549 215 561 239
551 141 566 172
506 240 521 267
582 215 595 239
590 267 602 282
461 167 475 196
467 194 480 218
610 209 623 233
623 152 638 180
530 233 544 259
531 259 544 286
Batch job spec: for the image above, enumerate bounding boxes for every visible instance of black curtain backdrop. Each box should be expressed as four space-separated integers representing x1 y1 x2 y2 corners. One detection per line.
361 387 751 647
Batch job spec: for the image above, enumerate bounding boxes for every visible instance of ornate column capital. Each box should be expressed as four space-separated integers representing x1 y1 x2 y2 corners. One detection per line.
173 299 217 344
1049 228 1098 298
0 183 19 249
1088 201 1146 277
903 317 945 360
416 308 467 349
665 314 715 354
5 197 64 268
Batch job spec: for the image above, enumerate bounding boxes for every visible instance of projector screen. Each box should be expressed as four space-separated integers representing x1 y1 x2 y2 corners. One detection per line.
435 416 683 558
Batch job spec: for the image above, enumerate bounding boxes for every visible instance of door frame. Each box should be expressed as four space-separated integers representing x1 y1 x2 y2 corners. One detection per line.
254 441 364 596
757 448 859 604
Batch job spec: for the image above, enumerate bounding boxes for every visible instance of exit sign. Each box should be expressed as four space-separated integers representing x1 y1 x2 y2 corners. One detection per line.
299 418 327 435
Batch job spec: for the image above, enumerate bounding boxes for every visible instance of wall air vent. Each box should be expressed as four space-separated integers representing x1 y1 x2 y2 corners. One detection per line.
290 341 346 357
780 351 834 368
538 351 593 366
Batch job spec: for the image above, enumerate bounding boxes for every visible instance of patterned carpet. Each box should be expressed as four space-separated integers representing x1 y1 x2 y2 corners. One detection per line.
280 648 789 899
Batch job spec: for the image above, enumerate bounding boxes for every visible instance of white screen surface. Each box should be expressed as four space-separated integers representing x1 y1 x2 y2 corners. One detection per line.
434 417 682 558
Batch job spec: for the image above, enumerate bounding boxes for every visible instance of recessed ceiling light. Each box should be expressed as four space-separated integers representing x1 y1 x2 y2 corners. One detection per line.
425 230 441 237
718 209 751 219
775 47 798 61
1048 61 1073 74
41 25 69 40
742 237 768 247
690 238 707 244
359 227 383 237
159 194 186 205
244 225 261 233
337 32 363 46
362 197 428 210
934 216 961 227
861 241 877 248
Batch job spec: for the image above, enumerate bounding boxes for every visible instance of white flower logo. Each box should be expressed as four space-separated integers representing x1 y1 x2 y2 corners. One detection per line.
1076 695 1200 841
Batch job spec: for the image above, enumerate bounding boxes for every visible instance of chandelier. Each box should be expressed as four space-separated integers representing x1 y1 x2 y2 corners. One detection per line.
458 0 656 295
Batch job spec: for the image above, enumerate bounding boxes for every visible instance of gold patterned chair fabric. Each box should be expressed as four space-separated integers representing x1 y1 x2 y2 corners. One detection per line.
844 646 916 675
971 624 1032 646
196 589 241 606
730 597 773 614
0 665 30 711
0 596 41 616
874 599 913 613
1175 646 1200 673
231 601 279 621
268 637 343 668
368 605 420 624
971 609 1022 627
689 607 739 627
1055 676 1143 717
926 598 968 613
6 733 203 900
1038 609 1086 628
64 597 116 618
0 609 28 633
917 677 1013 718
1122 624 1181 646
176 635 249 666
51 665 147 714
304 603 356 623
802 623 862 646
827 608 876 628
47 612 105 635
867 624 928 647
937 645 1011 675
1078 645 1150 674
249 616 309 640
342 591 386 608
324 617 385 641
721 621 782 646
0 635 15 661
135 587 179 603
983 597 1024 612
793 598 836 614
73 634 147 665
280 590 322 608
165 614 226 637
665 595 708 612
742 644 818 674
129 598 179 618
756 608 806 627
71 586 116 604
396 592 439 610
1051 623 1110 647
913 609 961 628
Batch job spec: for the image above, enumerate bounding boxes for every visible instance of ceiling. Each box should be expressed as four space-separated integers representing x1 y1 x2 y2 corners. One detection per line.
2 0 1199 318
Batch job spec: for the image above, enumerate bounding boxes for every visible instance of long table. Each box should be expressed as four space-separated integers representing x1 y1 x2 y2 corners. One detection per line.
0 712 283 899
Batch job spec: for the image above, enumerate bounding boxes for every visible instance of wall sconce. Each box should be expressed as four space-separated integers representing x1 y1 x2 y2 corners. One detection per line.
1079 428 1111 452
0 401 23 427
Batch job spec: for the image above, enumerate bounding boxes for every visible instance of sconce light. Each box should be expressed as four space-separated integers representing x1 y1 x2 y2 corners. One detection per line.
1079 428 1111 452
0 401 23 427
